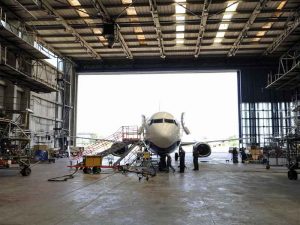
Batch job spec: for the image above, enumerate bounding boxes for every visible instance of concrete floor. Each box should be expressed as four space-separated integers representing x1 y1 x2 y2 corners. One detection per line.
0 157 299 225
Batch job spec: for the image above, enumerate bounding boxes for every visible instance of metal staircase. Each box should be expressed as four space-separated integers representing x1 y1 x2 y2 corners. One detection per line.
81 126 141 157
113 142 143 166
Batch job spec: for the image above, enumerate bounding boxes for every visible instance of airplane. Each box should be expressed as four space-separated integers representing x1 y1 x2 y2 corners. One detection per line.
139 111 212 171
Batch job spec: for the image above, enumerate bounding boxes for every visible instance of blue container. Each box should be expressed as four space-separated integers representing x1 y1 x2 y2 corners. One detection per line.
35 150 48 161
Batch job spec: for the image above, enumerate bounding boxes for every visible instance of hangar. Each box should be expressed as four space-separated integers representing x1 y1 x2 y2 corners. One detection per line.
0 0 299 224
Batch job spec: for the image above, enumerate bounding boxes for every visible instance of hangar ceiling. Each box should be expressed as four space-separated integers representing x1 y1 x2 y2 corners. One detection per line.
1 0 299 66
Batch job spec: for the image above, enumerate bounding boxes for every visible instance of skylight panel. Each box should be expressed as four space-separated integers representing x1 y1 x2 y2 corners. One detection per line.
121 0 132 4
176 5 186 14
176 15 185 21
134 27 143 33
176 33 184 39
226 1 239 12
252 37 261 42
216 32 225 38
126 7 137 16
68 0 81 6
175 1 186 45
176 25 185 32
176 39 184 44
277 1 287 10
92 28 102 34
219 23 229 30
137 34 145 40
256 31 266 37
78 8 89 18
223 13 233 20
262 22 273 29
214 38 222 43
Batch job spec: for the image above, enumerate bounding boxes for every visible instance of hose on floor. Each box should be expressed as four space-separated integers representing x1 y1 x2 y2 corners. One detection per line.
48 168 79 182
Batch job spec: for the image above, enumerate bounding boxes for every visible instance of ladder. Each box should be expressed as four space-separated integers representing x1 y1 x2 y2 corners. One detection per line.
113 142 142 166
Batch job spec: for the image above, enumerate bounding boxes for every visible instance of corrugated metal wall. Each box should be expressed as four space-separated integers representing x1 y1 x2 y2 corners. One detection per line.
239 68 292 103
239 68 294 147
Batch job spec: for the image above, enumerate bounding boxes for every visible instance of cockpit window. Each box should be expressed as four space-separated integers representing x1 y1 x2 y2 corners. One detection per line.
149 118 178 126
150 119 164 125
165 119 178 126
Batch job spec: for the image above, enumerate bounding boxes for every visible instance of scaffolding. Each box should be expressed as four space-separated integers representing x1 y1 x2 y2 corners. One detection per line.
0 8 58 93
266 43 300 90
265 44 300 179
0 6 71 175
0 118 31 176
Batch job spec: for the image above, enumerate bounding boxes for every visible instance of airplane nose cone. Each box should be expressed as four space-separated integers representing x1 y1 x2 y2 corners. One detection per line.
150 125 178 148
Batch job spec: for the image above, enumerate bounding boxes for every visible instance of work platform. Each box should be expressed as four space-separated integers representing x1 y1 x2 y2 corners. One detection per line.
266 45 300 90
0 16 58 93
266 61 300 90
0 23 48 60
0 62 58 93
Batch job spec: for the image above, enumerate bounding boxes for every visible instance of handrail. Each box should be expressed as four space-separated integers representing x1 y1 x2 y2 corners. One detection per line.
82 126 140 156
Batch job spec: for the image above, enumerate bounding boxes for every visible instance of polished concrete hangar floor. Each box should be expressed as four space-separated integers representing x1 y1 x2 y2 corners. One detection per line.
0 157 299 225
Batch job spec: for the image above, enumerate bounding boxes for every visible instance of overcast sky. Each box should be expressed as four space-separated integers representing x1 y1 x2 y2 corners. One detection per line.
77 72 238 141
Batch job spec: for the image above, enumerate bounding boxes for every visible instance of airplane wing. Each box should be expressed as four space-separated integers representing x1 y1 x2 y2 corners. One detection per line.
180 137 246 157
181 137 246 146
180 141 197 146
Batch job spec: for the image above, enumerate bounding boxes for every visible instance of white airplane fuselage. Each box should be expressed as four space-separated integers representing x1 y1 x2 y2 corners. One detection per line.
144 112 181 155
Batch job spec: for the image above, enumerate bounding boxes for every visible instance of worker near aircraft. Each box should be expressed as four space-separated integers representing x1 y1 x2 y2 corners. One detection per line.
193 148 199 171
179 146 185 173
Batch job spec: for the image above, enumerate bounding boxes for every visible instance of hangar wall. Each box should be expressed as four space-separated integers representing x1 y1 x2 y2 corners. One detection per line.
0 59 77 152
239 68 294 147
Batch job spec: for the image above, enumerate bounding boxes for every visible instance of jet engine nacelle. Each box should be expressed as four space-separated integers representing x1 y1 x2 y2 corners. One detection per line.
193 142 211 157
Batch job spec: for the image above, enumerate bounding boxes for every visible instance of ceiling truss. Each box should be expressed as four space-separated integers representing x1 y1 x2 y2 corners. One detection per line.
194 0 210 58
90 0 133 59
228 0 269 57
40 0 101 59
149 0 165 58
264 8 300 55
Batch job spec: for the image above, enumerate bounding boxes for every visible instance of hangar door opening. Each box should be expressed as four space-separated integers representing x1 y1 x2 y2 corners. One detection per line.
77 72 238 158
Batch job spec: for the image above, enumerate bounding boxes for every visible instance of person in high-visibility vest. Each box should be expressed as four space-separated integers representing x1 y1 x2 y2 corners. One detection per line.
143 150 150 160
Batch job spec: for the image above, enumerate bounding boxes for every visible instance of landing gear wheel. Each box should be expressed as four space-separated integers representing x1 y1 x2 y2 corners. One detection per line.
92 167 101 174
83 167 92 174
20 167 31 176
288 170 298 180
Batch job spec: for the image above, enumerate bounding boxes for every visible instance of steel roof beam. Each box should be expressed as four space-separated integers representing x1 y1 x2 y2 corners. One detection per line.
228 0 269 57
38 32 287 40
149 0 165 58
91 0 133 59
264 9 300 55
194 0 210 58
27 16 290 28
40 0 101 59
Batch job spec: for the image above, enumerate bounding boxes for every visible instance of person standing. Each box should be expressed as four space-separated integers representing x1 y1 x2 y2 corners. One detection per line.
179 147 185 173
167 155 175 173
193 148 199 171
